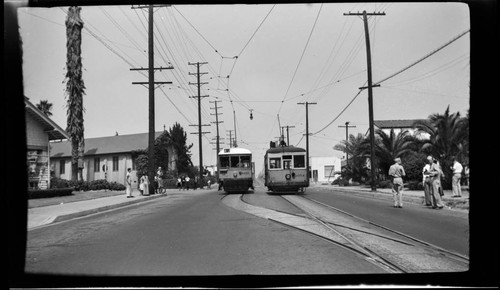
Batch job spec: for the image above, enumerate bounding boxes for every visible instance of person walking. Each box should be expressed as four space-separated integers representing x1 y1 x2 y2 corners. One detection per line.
185 176 190 190
422 156 433 206
388 157 406 208
429 158 445 209
451 157 463 197
143 174 150 196
126 168 134 198
181 175 186 190
176 177 182 189
139 174 145 195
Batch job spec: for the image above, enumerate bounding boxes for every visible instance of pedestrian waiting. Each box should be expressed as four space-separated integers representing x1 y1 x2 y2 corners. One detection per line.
422 156 433 206
388 157 406 208
429 157 445 209
451 157 463 197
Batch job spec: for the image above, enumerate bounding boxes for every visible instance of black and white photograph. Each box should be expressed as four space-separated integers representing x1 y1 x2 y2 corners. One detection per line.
6 0 497 288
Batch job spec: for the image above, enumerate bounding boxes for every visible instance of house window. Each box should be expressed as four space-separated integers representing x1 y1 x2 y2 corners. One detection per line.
94 157 100 172
59 160 65 174
112 156 119 171
324 165 335 179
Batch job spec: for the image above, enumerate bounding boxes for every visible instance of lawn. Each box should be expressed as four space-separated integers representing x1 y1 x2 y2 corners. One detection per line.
28 190 125 208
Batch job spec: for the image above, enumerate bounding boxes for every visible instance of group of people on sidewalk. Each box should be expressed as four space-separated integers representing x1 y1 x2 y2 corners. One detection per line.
125 167 167 198
389 155 467 209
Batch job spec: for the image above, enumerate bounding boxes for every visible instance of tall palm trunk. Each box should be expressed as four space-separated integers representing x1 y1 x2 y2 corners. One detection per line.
65 6 85 181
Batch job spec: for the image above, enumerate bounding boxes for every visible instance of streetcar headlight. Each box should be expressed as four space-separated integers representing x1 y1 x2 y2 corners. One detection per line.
285 174 291 180
233 172 238 178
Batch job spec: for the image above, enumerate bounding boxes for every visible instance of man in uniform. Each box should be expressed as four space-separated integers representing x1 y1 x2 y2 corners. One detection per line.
388 157 406 208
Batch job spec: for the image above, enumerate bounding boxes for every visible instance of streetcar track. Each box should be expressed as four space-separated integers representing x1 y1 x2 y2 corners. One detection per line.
302 196 470 264
238 194 406 273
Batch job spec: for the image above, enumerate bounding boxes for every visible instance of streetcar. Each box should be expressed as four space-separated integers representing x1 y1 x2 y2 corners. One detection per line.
218 147 255 193
264 145 309 193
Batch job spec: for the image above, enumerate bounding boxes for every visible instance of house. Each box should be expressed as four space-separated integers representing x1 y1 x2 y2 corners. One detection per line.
373 119 430 140
49 131 177 187
25 97 70 189
310 156 342 184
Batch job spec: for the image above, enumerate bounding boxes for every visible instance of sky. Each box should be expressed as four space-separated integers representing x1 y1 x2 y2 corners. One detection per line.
18 2 470 174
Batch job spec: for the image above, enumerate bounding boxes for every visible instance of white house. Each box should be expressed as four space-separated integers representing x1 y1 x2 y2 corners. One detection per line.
50 131 177 187
372 119 430 140
309 156 342 184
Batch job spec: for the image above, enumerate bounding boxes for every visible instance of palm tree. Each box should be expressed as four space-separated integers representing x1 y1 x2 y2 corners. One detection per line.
36 100 53 117
370 128 416 177
64 6 86 182
414 106 468 188
334 133 371 182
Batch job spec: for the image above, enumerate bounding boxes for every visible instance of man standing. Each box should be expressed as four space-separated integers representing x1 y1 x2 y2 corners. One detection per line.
429 159 445 209
451 157 463 197
388 157 406 208
126 168 133 198
422 156 433 206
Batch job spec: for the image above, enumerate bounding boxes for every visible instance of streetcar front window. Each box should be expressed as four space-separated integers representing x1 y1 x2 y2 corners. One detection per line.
269 157 281 169
220 156 230 168
230 156 240 167
240 155 251 168
294 155 305 168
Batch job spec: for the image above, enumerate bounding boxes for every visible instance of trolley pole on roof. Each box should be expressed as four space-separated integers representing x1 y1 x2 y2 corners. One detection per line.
344 10 385 191
297 102 316 184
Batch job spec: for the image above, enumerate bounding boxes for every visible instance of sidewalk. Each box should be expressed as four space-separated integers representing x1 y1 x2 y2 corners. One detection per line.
27 188 208 230
310 183 469 210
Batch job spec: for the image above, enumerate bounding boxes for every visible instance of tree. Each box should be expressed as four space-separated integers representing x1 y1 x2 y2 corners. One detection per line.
169 122 193 175
414 106 468 189
371 128 416 178
334 133 371 183
36 100 53 117
64 6 86 182
153 131 172 173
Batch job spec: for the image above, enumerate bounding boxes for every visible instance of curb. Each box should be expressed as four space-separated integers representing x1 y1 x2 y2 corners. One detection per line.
317 186 426 204
49 194 167 225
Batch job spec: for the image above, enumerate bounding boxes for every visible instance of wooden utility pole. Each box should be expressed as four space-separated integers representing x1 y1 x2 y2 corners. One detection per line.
338 121 356 166
131 5 173 193
189 62 209 188
344 10 385 191
210 100 223 182
297 102 316 185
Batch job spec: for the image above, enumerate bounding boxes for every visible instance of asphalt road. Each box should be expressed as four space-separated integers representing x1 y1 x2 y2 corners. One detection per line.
26 188 386 276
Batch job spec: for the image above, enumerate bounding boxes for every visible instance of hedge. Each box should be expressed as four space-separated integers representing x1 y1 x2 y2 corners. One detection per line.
50 177 126 192
28 187 74 199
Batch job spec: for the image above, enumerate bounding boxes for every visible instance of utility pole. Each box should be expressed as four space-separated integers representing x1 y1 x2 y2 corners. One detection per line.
210 100 223 183
131 4 173 193
297 102 316 185
189 61 209 188
338 121 356 166
344 10 385 191
281 125 295 146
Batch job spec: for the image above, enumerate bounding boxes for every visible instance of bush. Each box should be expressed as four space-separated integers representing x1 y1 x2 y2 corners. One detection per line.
377 180 392 189
407 180 424 190
50 178 125 191
332 177 349 186
28 187 74 199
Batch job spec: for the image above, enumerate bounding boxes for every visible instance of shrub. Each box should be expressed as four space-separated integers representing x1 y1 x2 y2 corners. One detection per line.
28 187 74 199
332 177 349 186
377 180 392 189
50 178 125 191
407 180 424 190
